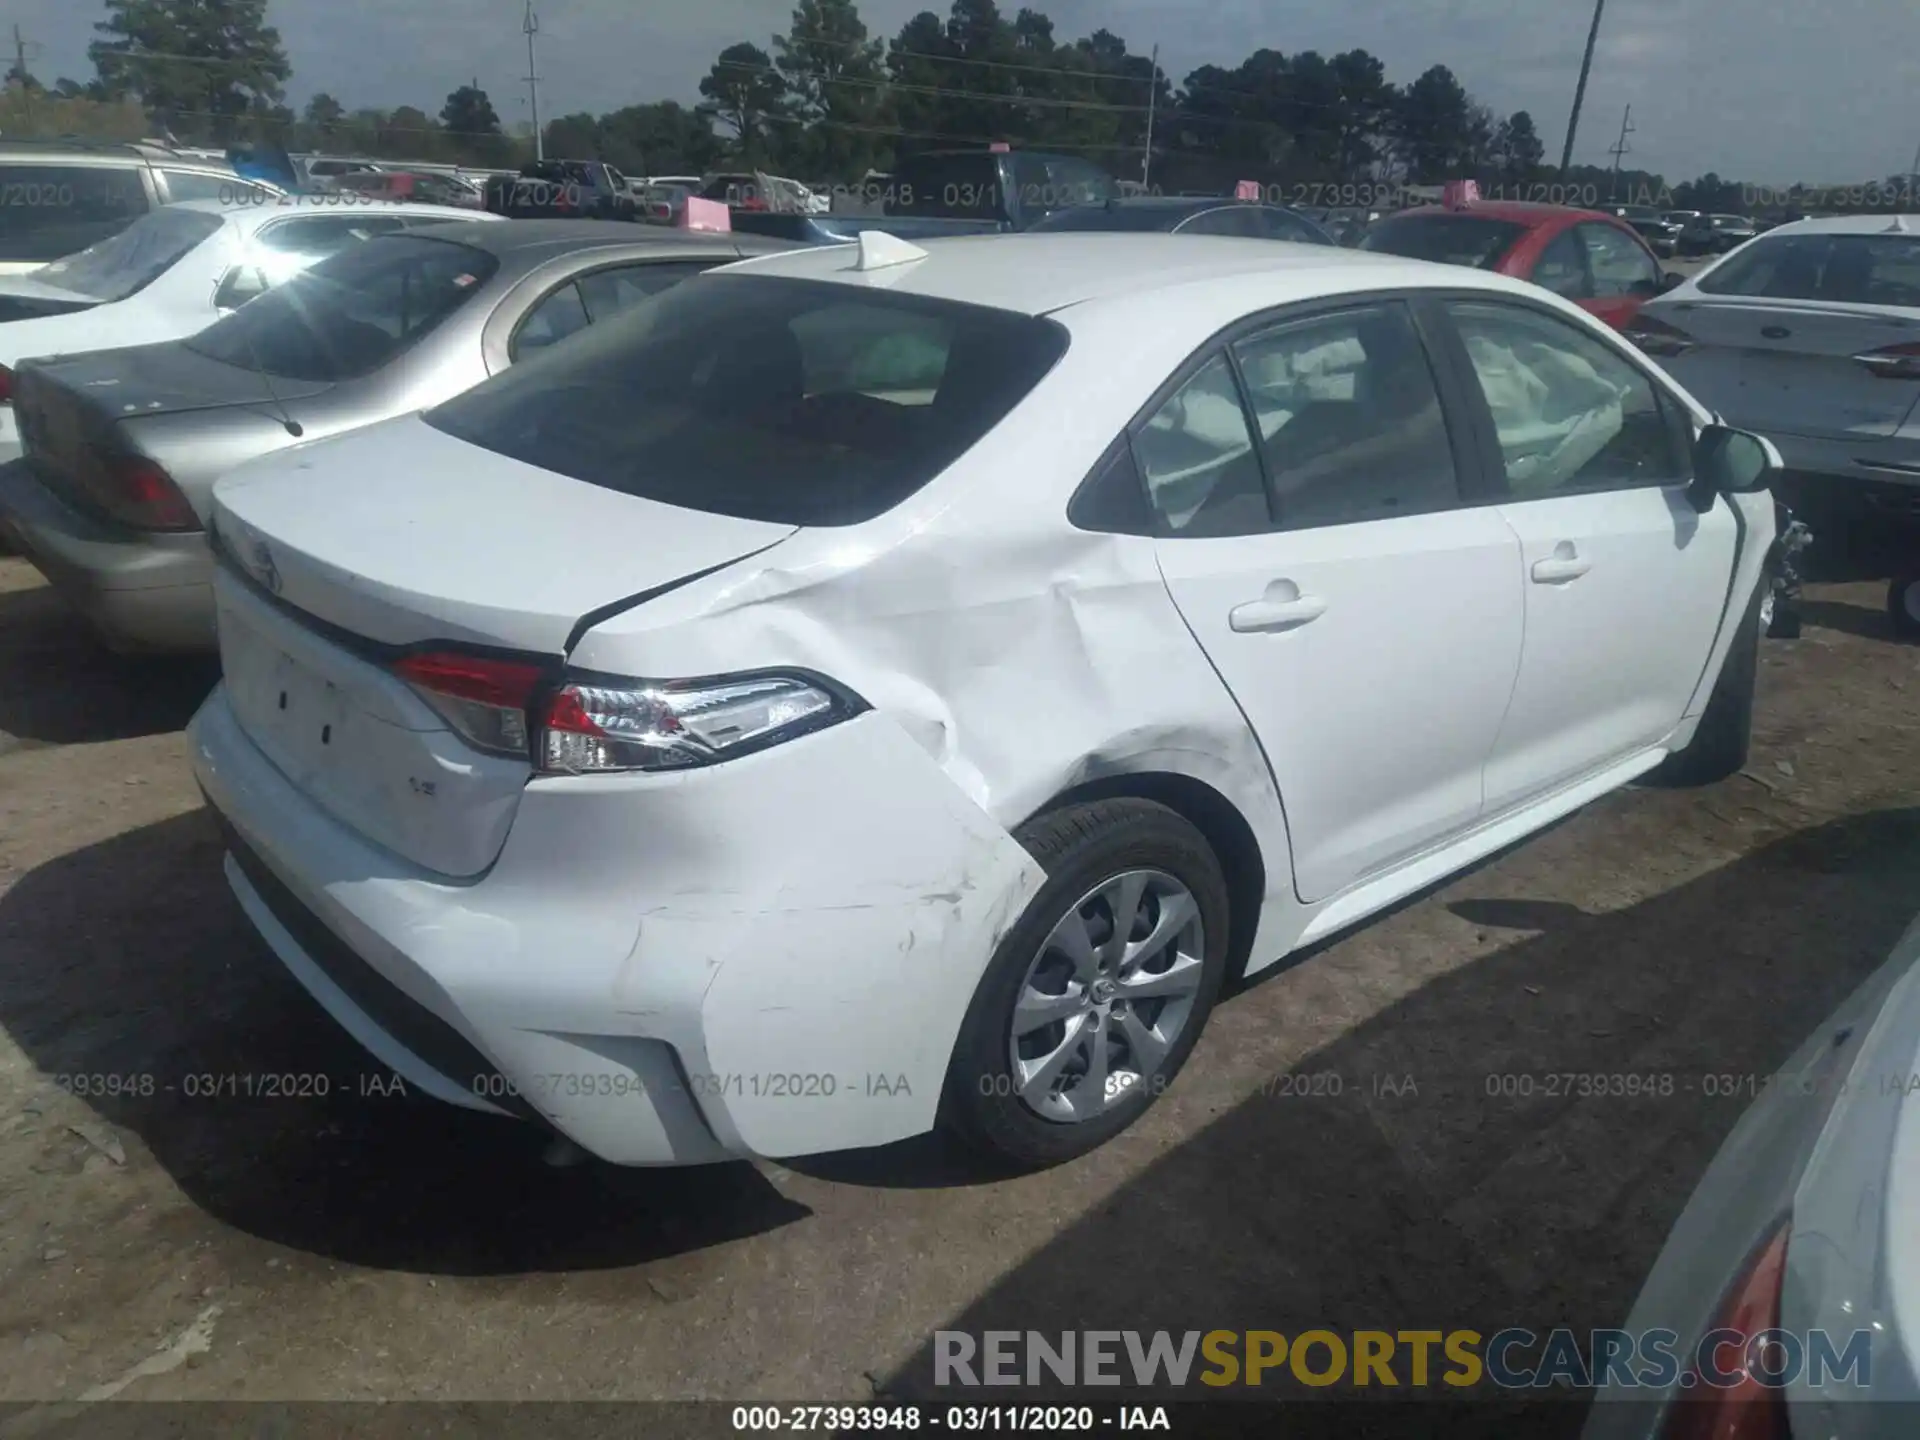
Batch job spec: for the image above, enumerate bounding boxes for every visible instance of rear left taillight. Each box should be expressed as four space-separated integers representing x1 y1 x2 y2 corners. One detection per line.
1626 313 1697 357
1659 1219 1793 1440
1852 342 1920 380
391 651 545 758
540 672 859 773
90 452 197 531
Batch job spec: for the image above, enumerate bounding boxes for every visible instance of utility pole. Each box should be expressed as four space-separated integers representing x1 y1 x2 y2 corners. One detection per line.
1559 0 1606 177
522 0 543 162
1607 104 1633 202
11 25 32 135
1141 43 1159 190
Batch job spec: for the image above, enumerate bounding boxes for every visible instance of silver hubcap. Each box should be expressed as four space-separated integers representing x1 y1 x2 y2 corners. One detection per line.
1759 585 1776 630
1007 868 1206 1124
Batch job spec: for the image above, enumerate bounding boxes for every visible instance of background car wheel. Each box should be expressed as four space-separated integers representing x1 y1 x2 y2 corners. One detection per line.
1891 576 1920 641
943 798 1229 1171
1648 582 1761 786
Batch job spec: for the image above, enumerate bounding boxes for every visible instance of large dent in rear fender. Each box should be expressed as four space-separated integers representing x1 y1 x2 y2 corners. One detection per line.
627 715 1045 1158
568 513 1299 977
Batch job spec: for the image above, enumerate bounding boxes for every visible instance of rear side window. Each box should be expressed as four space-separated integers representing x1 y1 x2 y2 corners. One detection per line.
0 163 149 263
1360 215 1525 269
1531 229 1591 298
1232 303 1459 529
185 235 498 381
424 274 1069 527
1698 234 1920 307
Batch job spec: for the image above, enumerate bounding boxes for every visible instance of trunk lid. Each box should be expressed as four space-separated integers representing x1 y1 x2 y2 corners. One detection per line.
14 345 333 526
211 415 798 653
208 415 798 875
1647 297 1920 442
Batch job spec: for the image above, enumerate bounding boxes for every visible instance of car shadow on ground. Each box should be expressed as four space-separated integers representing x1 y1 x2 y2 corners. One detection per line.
0 580 218 746
0 807 809 1275
1799 595 1897 643
878 806 1920 1437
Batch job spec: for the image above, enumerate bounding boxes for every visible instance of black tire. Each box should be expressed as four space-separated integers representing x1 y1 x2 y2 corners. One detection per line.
942 798 1229 1171
1650 582 1761 786
1892 576 1920 641
1768 603 1802 640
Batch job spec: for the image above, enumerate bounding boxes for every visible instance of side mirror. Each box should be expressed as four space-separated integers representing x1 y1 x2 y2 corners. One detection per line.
1659 270 1686 292
1686 423 1780 512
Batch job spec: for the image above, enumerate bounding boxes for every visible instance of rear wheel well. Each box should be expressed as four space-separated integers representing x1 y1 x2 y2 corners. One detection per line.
1017 773 1267 981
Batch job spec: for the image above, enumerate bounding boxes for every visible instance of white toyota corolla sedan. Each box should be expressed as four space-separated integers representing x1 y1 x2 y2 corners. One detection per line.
188 231 1779 1170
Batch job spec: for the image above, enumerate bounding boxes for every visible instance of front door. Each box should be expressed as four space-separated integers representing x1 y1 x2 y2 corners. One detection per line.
1437 297 1741 814
1146 300 1524 903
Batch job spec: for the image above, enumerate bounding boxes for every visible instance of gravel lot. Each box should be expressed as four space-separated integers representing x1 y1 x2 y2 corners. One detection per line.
1 543 1917 1432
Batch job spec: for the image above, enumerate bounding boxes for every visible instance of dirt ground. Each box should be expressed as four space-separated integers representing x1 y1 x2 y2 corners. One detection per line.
1 547 1918 1431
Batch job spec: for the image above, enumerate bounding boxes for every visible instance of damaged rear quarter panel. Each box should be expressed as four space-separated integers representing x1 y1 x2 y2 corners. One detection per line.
568 304 1301 994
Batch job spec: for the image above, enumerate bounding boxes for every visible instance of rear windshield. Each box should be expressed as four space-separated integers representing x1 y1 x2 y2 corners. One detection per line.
1697 233 1920 307
0 163 151 263
1359 215 1526 268
423 273 1069 526
184 234 497 381
36 205 222 302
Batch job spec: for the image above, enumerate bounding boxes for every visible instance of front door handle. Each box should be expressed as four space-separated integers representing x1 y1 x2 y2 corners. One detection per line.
1229 585 1328 633
1531 543 1591 584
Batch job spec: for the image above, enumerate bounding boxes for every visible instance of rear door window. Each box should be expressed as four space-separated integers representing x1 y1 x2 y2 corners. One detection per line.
1231 303 1460 529
423 274 1068 526
0 163 150 263
512 282 591 357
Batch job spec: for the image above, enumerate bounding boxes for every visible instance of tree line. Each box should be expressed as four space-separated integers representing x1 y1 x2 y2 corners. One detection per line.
2 0 1910 215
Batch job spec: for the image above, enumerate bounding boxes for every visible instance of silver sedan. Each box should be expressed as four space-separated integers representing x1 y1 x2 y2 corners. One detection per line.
0 221 790 652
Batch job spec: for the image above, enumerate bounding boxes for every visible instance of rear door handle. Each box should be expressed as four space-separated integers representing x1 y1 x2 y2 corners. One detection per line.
1531 544 1591 584
1229 592 1328 633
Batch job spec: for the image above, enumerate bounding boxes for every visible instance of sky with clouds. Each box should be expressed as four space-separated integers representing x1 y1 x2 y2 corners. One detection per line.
9 0 1915 184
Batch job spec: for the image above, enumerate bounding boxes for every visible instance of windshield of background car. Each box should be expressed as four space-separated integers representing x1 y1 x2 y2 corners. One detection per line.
34 205 223 302
0 162 153 263
183 234 498 381
1712 216 1749 228
1359 214 1526 268
890 154 1005 215
1697 233 1920 306
423 274 1070 527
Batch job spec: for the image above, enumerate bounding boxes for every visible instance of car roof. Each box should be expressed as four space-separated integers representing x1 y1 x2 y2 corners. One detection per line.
1750 213 1920 237
169 198 483 229
715 230 1543 317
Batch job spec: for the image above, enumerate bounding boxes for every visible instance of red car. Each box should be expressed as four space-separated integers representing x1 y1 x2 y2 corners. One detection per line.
1359 200 1679 330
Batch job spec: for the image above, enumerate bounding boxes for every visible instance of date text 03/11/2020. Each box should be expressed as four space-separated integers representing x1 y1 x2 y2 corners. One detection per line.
729 1405 1174 1432
468 1071 917 1104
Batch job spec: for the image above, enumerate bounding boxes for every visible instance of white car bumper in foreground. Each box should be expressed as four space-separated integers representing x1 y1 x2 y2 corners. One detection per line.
189 686 1046 1166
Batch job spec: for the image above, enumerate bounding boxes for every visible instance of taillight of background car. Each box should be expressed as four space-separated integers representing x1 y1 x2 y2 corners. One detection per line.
1852 342 1920 380
1625 314 1697 357
1657 1220 1792 1440
76 452 197 531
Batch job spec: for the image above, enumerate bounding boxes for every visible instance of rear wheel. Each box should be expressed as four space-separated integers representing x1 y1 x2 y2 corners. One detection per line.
943 798 1229 1170
1650 583 1761 786
1891 576 1920 641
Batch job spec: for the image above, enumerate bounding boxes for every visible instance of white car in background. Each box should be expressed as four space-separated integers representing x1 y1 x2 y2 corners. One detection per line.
1586 909 1920 1439
1627 215 1920 514
189 233 1778 1172
0 199 499 466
